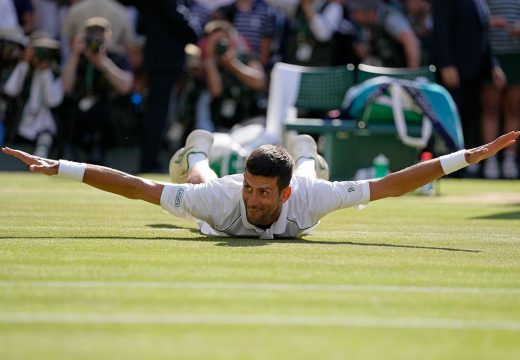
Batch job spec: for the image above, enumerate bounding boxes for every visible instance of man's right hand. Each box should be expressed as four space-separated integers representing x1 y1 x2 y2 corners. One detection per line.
1 147 59 176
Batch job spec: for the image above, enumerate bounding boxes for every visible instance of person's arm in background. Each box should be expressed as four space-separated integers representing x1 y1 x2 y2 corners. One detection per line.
93 53 134 95
397 29 421 68
219 52 266 91
384 9 421 68
3 47 32 96
203 31 266 96
61 35 83 94
301 0 343 42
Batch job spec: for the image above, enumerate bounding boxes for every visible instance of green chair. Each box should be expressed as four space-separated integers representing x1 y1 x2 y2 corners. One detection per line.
357 63 437 83
265 62 356 180
293 64 356 112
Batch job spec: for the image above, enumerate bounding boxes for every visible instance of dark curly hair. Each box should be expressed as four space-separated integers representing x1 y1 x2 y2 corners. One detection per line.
245 145 294 192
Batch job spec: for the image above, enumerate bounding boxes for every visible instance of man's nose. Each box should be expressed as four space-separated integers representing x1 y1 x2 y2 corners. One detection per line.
247 192 259 206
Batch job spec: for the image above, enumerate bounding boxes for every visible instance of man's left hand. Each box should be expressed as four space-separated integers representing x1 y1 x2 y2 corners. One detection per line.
465 131 519 164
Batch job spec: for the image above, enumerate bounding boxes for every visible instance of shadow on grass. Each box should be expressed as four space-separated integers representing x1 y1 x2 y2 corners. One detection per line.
146 224 481 253
4 228 481 253
471 209 520 221
146 223 192 230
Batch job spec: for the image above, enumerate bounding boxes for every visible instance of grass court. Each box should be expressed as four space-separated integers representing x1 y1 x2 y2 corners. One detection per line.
1 172 519 359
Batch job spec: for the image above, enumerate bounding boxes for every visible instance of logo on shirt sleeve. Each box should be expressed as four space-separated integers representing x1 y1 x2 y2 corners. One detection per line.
348 186 355 193
174 188 185 208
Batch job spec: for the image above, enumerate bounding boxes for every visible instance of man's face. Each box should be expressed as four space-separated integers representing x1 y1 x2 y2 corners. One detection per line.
242 171 291 226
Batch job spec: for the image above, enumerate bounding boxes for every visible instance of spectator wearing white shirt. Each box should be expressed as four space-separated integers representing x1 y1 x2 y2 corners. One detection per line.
4 36 63 157
266 0 343 66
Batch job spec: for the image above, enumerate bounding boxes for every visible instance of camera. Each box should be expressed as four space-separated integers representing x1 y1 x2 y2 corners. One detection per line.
30 38 60 65
215 39 229 56
86 33 104 54
33 47 53 62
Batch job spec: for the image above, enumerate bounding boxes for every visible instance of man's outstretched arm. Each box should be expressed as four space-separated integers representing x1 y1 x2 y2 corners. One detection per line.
1 147 165 205
369 131 520 201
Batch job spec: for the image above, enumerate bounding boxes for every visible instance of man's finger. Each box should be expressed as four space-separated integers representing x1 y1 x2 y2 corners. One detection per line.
29 164 55 176
2 147 39 165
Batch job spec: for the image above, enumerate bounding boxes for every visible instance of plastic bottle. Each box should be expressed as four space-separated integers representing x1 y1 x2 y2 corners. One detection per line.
373 154 390 178
416 151 437 196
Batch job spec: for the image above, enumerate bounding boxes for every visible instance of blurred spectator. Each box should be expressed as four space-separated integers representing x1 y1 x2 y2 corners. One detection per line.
62 0 133 57
61 17 134 164
12 0 35 34
213 0 277 67
188 0 234 36
34 0 71 40
481 0 520 179
347 0 421 68
266 0 343 66
404 0 433 66
119 0 198 173
0 0 19 30
3 35 62 157
198 20 266 131
432 0 505 174
0 26 27 145
330 0 363 65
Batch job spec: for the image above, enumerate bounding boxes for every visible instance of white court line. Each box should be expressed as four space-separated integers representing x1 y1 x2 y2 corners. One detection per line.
1 281 520 295
0 313 519 331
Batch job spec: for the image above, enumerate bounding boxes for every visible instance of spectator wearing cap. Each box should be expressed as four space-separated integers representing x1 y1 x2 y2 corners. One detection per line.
3 34 62 157
61 16 134 165
188 0 235 36
348 0 421 68
61 0 133 58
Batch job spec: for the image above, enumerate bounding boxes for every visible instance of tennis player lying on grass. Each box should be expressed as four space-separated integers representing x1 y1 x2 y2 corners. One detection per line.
2 130 519 239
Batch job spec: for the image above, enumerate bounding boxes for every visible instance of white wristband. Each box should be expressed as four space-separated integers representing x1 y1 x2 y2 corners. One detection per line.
439 150 469 175
58 160 86 182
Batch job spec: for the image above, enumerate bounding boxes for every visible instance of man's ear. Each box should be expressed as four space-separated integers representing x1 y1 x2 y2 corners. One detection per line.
280 186 292 203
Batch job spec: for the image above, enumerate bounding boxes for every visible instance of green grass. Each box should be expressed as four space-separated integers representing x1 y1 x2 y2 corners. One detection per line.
1 172 520 360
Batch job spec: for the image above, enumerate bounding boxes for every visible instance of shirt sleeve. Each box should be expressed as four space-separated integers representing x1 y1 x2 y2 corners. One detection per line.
382 9 413 40
300 178 371 219
160 176 242 223
3 61 29 97
309 2 343 42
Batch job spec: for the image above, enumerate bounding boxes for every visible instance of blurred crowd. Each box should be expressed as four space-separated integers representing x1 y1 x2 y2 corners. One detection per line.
0 0 518 178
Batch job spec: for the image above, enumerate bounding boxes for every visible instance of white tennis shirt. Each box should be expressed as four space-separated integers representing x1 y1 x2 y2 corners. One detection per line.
160 174 370 239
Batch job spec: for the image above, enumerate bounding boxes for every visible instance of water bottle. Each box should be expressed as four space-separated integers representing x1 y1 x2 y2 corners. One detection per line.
373 154 390 178
416 151 437 196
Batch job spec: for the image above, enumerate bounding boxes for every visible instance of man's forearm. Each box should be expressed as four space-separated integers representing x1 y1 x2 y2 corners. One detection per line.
82 164 164 205
369 159 445 201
